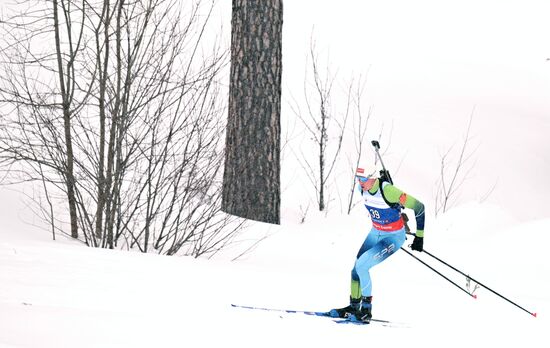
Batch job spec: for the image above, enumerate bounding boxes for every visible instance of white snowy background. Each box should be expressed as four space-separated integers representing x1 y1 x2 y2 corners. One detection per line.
1 0 550 347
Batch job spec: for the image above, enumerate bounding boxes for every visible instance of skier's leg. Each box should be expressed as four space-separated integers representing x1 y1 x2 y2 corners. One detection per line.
354 230 406 297
351 228 379 290
330 229 379 318
349 229 406 322
355 228 380 259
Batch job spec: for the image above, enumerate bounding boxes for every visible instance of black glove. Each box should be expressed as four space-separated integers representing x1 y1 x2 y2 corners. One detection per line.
411 236 423 252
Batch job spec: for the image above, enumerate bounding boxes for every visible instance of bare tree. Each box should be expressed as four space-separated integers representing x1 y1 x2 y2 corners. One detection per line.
0 0 246 257
290 37 349 212
222 0 283 224
434 108 477 216
346 75 372 214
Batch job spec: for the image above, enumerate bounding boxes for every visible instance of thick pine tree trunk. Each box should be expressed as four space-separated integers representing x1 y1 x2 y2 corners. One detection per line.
222 0 282 224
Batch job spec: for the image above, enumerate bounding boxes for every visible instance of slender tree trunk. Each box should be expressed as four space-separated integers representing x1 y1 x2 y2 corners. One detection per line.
106 0 124 249
319 118 325 211
222 0 283 224
95 0 111 243
52 0 78 239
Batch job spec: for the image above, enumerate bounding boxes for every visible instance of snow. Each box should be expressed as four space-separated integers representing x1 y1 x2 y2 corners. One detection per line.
1 1 549 347
1 200 548 348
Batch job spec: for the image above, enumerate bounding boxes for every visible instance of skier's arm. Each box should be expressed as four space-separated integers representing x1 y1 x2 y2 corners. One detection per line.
382 184 425 237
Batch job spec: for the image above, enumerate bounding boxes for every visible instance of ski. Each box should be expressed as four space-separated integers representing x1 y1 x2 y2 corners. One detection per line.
333 318 372 326
331 317 406 327
230 303 405 327
231 303 329 317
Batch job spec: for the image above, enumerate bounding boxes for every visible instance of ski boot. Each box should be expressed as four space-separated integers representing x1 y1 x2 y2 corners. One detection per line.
348 296 372 323
328 296 361 318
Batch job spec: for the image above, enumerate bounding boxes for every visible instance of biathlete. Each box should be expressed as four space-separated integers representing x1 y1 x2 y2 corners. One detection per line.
329 164 426 323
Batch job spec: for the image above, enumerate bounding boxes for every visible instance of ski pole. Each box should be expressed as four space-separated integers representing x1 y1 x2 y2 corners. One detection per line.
400 247 476 298
371 140 537 317
404 232 537 318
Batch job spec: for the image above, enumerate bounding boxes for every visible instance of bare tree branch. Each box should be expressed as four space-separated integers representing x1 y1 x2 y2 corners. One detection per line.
1 0 250 257
434 107 477 216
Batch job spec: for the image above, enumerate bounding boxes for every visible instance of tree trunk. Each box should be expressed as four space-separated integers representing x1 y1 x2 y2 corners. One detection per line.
52 0 78 239
222 0 283 224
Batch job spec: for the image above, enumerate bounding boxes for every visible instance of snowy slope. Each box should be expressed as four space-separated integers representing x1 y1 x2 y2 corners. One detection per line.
1 203 548 348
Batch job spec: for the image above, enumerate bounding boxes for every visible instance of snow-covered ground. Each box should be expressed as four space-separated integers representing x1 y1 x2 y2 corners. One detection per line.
1 199 548 348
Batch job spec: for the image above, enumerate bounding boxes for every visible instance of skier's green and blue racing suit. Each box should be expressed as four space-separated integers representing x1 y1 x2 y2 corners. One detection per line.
350 179 425 298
